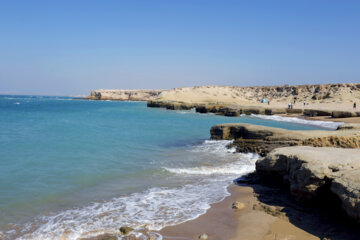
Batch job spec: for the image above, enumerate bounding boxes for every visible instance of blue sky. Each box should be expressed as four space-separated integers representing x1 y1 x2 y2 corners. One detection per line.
0 0 359 95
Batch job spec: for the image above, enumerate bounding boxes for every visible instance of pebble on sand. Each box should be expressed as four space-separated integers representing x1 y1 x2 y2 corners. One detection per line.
232 201 246 210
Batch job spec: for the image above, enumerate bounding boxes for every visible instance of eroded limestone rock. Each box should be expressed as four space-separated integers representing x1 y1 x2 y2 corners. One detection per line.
210 123 360 156
256 146 360 222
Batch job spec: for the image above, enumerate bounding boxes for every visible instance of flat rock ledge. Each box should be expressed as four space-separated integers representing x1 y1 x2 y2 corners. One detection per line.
256 146 360 222
147 100 360 118
210 123 360 156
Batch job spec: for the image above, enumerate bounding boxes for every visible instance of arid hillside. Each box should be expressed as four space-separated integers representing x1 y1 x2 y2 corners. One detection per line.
157 84 360 104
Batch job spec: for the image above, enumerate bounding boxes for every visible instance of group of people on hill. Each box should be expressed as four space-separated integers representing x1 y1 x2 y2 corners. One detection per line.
262 98 357 110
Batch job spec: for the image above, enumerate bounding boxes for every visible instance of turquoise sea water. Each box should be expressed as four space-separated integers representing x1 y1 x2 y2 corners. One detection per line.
0 95 334 239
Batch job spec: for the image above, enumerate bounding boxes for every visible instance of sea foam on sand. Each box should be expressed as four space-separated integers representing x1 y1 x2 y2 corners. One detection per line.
250 114 343 130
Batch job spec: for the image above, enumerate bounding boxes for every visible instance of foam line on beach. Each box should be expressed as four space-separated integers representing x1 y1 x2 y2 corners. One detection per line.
250 114 343 129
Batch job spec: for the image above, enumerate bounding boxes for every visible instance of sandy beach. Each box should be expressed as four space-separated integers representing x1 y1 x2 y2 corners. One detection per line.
160 181 360 240
159 184 315 240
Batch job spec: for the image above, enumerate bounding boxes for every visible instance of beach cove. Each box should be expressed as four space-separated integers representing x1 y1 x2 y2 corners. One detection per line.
2 90 360 240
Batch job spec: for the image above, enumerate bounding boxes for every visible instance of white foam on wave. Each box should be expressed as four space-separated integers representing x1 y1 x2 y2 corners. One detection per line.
250 114 343 129
190 139 236 154
11 181 230 240
175 108 196 114
5 139 258 240
163 152 258 176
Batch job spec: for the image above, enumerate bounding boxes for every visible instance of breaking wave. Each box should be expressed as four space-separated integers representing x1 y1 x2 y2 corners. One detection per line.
3 140 259 240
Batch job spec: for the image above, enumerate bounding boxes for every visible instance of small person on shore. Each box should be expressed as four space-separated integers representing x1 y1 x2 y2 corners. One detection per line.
268 101 270 105
354 102 357 109
303 101 306 107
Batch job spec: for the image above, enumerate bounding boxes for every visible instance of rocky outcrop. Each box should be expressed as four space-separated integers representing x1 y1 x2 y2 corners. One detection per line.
303 109 332 117
148 100 294 117
87 89 163 101
256 146 360 222
147 100 195 110
332 111 360 118
210 123 360 156
147 99 360 119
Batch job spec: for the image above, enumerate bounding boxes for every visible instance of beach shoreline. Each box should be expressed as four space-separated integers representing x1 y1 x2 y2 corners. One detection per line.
159 177 360 240
158 183 313 240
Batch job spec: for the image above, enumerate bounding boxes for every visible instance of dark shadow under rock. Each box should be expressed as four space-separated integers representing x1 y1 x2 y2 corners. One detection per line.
236 174 360 240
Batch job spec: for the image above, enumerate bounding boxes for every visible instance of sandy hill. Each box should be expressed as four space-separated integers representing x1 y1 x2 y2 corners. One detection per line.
87 83 360 111
156 84 360 111
158 84 360 103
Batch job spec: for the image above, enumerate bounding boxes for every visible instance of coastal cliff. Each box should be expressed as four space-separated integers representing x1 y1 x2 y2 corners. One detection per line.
86 89 163 101
257 146 360 222
210 122 360 223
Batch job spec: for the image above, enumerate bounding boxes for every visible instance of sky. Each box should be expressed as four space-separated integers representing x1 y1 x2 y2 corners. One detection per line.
0 0 359 96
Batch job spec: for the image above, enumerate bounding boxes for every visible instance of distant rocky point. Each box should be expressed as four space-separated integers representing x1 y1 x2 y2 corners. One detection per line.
86 89 163 101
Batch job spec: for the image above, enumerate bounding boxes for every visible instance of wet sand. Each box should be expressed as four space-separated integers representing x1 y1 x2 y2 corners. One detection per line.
159 178 360 240
159 184 319 240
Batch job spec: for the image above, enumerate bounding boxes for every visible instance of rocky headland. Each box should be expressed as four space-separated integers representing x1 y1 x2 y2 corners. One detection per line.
86 89 163 101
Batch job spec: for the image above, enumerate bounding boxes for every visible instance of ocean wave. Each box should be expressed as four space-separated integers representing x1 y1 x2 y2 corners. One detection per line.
250 114 343 129
9 181 230 240
4 139 257 240
190 139 236 154
163 152 258 176
175 109 196 114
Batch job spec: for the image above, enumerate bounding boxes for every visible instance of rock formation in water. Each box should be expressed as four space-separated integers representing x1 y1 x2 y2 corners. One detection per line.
209 122 360 222
210 123 360 156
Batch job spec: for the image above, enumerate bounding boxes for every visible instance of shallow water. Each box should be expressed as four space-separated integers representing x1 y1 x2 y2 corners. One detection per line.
0 95 330 239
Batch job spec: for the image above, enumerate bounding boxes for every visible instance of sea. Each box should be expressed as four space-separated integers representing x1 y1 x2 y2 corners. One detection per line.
0 95 342 240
